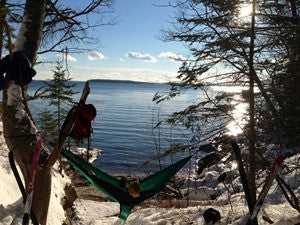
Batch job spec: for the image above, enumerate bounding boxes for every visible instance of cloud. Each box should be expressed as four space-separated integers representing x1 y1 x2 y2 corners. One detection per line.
158 52 186 62
125 52 157 63
64 54 78 62
87 50 106 60
55 53 77 62
68 65 179 82
119 57 124 62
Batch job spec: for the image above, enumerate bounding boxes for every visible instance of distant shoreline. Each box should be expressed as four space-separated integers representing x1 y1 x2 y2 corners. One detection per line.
88 79 168 85
32 79 168 85
32 79 247 87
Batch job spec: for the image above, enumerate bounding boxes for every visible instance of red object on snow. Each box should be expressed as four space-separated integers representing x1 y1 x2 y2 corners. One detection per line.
70 103 97 140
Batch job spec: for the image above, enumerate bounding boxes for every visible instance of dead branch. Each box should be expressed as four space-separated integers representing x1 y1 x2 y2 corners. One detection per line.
27 85 48 101
45 81 90 170
276 175 300 213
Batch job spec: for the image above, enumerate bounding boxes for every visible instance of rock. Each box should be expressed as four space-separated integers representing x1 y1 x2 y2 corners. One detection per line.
62 184 78 210
201 171 219 188
217 170 239 184
218 172 227 183
198 144 217 153
197 152 223 175
181 187 220 201
62 184 78 225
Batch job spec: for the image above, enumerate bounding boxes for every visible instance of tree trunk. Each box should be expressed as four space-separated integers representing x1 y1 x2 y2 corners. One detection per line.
0 0 7 59
58 96 63 173
248 0 257 212
288 0 300 147
2 0 49 224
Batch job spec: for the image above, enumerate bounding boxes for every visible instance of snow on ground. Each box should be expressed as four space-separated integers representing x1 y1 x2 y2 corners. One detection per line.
71 153 300 225
72 200 119 225
70 147 101 163
1 118 299 224
72 199 299 225
0 122 69 225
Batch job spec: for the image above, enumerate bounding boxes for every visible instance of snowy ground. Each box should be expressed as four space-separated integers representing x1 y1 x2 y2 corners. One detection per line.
71 198 299 225
0 119 299 224
69 147 101 163
71 153 300 225
0 123 69 225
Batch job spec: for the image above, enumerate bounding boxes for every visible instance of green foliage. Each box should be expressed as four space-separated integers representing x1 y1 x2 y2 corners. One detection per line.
0 3 10 17
158 0 299 156
37 111 57 147
0 3 17 55
38 60 77 147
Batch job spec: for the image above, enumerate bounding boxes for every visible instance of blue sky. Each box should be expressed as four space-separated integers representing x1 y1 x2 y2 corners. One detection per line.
36 0 187 82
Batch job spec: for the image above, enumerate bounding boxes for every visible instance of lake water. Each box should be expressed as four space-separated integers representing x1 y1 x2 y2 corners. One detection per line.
27 80 247 174
28 80 200 174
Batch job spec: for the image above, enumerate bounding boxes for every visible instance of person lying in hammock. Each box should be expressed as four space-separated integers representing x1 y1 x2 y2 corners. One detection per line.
119 177 142 198
61 103 191 220
62 149 191 220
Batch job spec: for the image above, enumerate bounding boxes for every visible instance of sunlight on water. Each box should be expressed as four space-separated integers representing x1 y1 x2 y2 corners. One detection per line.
238 3 253 18
212 86 249 136
233 3 254 24
212 85 248 93
226 95 248 136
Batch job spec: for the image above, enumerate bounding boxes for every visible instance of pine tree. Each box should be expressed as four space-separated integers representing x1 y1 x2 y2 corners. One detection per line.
157 0 299 218
37 110 57 147
157 0 299 156
41 60 77 146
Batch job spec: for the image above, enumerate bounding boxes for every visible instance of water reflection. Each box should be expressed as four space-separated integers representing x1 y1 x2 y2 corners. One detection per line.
212 86 248 136
238 3 253 18
226 95 248 136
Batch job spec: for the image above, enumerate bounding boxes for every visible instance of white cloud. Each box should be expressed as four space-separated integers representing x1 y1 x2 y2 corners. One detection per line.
56 53 77 62
57 54 78 62
125 52 158 63
87 50 106 60
66 65 179 82
66 54 77 62
119 57 124 62
158 52 186 62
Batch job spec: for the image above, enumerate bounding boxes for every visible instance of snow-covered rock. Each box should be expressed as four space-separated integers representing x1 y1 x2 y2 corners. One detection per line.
68 147 101 163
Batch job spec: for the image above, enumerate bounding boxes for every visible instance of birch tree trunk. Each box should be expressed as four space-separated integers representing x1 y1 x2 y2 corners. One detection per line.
2 1 49 224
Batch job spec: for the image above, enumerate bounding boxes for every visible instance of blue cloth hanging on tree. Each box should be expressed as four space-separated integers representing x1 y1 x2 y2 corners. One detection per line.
0 51 36 89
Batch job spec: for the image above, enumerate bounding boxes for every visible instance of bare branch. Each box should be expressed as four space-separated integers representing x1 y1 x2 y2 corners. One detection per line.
45 81 90 170
39 0 116 54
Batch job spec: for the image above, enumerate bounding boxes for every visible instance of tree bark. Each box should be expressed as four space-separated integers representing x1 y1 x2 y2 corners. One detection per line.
247 0 257 211
2 0 49 224
0 0 7 59
288 0 300 147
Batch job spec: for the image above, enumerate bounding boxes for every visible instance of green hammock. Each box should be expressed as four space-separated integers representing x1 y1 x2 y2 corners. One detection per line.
61 149 191 220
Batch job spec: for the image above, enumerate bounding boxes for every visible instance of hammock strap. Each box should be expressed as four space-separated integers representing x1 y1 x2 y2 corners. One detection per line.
23 132 42 225
8 151 38 225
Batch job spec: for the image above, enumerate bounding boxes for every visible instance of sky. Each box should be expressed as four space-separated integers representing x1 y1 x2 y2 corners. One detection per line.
35 0 188 82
